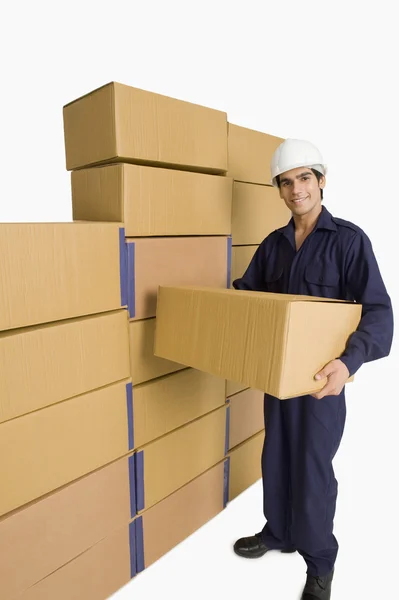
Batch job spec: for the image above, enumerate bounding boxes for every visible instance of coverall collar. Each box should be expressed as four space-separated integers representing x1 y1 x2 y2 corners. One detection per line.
277 205 337 244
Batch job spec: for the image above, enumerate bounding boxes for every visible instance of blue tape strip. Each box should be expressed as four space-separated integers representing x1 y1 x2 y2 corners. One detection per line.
127 242 136 318
135 451 145 512
227 236 232 288
128 454 137 517
136 516 145 573
129 520 137 578
225 405 230 456
126 382 134 450
224 457 230 507
119 228 128 307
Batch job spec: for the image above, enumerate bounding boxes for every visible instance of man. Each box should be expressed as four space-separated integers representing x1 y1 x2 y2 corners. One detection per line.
232 139 394 599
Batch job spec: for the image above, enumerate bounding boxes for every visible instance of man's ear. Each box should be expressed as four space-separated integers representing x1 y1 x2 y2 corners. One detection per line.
319 175 326 189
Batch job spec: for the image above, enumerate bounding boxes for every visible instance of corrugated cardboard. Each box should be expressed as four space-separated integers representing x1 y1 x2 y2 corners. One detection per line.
63 82 228 173
228 430 264 501
0 222 125 332
228 388 264 450
125 236 231 320
231 245 258 287
0 455 135 600
0 310 130 424
0 379 134 517
18 521 136 600
227 123 283 185
129 318 185 385
154 286 362 399
231 182 290 245
71 163 233 236
136 405 227 512
134 368 226 447
136 460 227 571
226 380 248 397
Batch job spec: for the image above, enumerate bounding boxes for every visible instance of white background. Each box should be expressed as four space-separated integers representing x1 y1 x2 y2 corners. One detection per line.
1 1 398 598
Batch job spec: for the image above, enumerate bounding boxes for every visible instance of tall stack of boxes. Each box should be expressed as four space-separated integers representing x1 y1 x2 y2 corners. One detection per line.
0 223 139 599
225 123 291 499
63 82 233 578
0 83 309 600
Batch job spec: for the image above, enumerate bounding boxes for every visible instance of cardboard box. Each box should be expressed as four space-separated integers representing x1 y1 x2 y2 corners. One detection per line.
71 163 233 236
231 245 258 287
18 521 136 600
0 379 134 517
129 318 185 384
228 430 264 501
135 405 227 512
232 182 290 245
154 286 362 399
134 368 226 447
226 380 248 398
0 310 130 424
63 82 228 173
0 222 126 332
0 455 136 600
228 388 264 450
125 236 231 319
227 123 283 185
136 459 228 571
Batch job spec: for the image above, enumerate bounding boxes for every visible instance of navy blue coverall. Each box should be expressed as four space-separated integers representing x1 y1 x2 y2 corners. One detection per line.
232 206 394 577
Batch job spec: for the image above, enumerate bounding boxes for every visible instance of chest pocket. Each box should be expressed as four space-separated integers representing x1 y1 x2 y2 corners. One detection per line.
304 262 341 298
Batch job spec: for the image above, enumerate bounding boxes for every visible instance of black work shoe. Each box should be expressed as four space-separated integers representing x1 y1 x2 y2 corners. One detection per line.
233 532 296 558
301 568 334 599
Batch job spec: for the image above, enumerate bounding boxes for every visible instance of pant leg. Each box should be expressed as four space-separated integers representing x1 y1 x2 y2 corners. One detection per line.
260 393 292 550
285 391 346 576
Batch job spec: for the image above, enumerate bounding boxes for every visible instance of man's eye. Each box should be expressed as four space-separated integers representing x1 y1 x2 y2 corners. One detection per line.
302 176 309 181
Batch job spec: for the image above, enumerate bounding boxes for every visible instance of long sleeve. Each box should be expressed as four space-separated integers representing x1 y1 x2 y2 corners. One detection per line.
339 231 394 376
232 243 267 292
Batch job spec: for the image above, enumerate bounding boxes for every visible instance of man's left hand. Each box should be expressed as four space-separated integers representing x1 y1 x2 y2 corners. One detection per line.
312 359 350 400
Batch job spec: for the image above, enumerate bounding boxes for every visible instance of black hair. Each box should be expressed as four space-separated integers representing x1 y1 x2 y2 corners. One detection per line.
276 168 324 200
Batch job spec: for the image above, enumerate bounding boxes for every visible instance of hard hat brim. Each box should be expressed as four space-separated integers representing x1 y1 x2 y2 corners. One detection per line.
271 163 327 186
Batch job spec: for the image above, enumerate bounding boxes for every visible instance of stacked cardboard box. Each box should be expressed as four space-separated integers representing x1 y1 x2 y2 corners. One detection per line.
0 457 137 600
0 223 138 599
63 81 233 579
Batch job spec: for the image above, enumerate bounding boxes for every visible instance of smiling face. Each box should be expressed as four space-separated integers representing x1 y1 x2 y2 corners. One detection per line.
278 167 325 217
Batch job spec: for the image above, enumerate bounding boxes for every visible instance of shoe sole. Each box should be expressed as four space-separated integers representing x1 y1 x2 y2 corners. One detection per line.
233 547 296 559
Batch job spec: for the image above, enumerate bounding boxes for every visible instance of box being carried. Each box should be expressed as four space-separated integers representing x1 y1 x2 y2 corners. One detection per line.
154 286 361 399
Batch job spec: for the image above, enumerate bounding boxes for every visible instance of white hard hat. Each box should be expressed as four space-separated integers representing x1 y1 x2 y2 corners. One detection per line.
270 138 327 187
